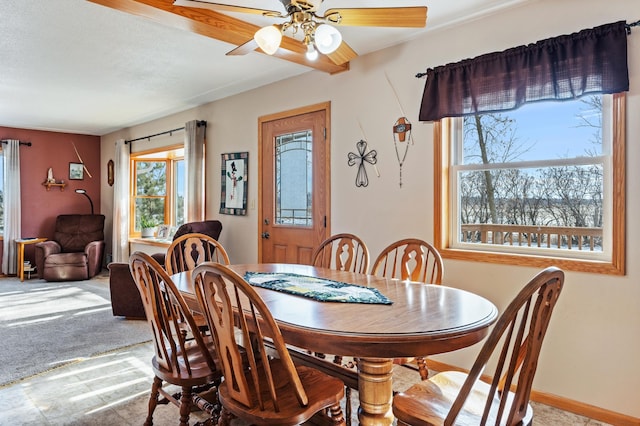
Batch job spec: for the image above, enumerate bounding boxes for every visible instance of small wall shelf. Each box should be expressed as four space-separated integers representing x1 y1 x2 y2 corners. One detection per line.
42 182 67 191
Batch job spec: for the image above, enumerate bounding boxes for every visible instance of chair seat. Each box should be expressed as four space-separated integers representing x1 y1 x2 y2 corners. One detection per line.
178 336 216 359
44 252 87 267
393 371 533 426
43 252 89 281
152 338 220 386
218 358 345 426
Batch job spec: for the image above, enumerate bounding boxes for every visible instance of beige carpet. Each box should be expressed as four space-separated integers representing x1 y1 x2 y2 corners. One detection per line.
0 273 151 386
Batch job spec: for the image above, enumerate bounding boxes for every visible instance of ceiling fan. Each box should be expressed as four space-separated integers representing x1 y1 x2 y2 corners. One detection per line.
172 0 427 65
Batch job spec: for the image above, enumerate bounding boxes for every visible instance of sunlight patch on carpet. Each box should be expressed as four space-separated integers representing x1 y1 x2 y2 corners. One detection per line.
0 276 152 386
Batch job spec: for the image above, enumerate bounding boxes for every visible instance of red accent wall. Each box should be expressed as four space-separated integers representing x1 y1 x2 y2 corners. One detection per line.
1 126 101 267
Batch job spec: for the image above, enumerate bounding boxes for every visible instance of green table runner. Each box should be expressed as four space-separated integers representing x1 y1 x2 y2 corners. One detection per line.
244 272 393 305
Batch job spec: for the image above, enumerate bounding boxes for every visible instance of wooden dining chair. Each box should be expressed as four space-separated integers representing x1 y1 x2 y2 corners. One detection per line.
192 262 347 426
165 232 230 275
310 233 370 371
392 266 564 426
129 252 222 426
311 233 370 274
371 238 444 380
165 233 230 335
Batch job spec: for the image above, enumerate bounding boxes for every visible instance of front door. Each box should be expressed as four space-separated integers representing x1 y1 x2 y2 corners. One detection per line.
259 103 330 264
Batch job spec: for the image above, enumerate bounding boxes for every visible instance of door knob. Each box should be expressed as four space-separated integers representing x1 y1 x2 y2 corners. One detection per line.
261 232 270 239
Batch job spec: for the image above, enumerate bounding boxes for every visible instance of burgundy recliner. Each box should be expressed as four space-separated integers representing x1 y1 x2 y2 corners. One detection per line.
108 220 222 319
35 214 105 282
150 220 223 266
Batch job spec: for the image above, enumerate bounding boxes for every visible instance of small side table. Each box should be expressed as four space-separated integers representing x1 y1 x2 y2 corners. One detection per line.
16 238 47 282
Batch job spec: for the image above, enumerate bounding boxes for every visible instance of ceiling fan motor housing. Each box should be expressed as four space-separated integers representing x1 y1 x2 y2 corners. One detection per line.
281 0 322 13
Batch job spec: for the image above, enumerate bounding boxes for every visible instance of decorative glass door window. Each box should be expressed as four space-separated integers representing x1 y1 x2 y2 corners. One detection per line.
275 130 313 226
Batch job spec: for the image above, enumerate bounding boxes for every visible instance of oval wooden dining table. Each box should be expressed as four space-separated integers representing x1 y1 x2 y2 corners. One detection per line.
172 263 498 426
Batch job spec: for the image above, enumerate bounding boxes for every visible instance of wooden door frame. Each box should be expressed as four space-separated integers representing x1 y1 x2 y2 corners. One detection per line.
257 102 331 262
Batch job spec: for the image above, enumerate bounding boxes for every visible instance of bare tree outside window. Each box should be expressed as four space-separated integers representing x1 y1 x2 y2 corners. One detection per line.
456 95 605 253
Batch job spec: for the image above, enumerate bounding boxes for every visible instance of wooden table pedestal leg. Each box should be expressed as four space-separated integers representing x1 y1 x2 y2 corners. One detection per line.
357 358 394 426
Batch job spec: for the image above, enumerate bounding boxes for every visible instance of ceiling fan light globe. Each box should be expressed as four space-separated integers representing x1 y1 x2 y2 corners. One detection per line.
255 25 282 55
305 43 319 61
314 24 342 54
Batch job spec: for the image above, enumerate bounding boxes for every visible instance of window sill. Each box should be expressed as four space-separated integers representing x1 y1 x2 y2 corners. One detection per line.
439 247 624 276
129 237 171 248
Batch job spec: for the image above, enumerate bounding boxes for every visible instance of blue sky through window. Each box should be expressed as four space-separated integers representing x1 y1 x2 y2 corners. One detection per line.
507 97 601 161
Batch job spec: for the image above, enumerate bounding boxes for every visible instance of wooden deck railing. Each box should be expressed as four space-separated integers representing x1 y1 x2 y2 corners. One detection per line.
460 224 603 251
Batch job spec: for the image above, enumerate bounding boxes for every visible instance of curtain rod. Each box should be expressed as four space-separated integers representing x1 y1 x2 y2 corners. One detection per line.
125 120 207 144
415 19 640 78
626 19 640 33
1 140 32 146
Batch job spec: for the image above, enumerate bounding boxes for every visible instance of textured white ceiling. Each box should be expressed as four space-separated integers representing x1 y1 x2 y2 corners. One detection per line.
0 0 528 135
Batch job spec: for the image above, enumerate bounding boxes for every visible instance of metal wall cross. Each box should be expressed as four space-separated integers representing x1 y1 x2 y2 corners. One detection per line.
348 140 377 187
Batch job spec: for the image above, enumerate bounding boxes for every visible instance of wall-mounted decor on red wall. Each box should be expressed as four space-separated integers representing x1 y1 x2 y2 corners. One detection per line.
0 126 101 267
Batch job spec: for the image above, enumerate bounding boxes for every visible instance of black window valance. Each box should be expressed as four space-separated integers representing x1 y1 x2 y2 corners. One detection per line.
419 21 629 122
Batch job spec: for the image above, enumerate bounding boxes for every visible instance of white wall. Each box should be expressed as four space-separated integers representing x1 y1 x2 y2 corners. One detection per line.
101 0 640 417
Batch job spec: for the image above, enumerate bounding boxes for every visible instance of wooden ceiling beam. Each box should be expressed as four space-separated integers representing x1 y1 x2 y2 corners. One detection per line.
87 0 350 74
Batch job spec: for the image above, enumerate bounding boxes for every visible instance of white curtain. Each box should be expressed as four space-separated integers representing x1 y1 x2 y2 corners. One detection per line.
184 120 206 222
2 140 21 275
112 139 130 263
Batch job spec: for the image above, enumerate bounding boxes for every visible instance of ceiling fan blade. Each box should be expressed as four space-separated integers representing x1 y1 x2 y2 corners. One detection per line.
89 0 350 74
173 0 283 16
322 7 427 28
326 40 357 66
226 38 259 56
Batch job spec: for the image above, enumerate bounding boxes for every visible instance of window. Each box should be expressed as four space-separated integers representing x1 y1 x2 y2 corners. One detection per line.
435 94 625 274
173 158 185 228
0 148 3 235
130 147 184 236
275 130 313 226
